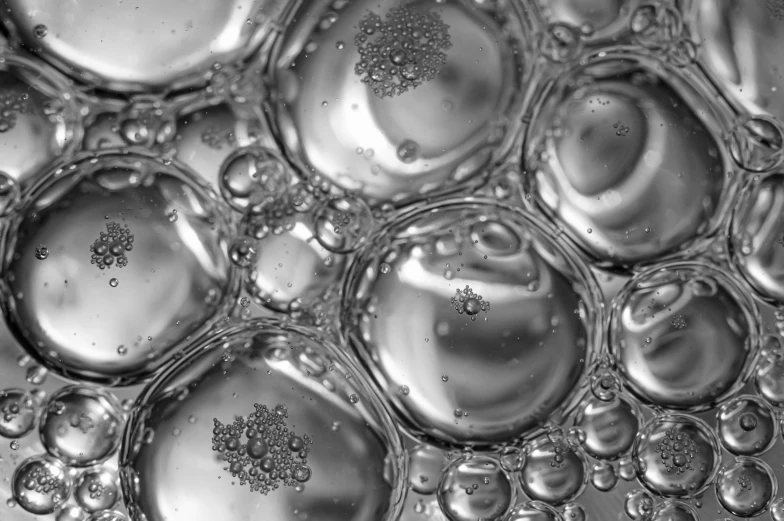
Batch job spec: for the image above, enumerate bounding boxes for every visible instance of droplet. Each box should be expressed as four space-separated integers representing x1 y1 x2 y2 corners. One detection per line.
109 278 119 288
35 245 50 260
624 489 654 520
229 237 259 268
33 24 48 38
313 195 373 254
408 444 446 495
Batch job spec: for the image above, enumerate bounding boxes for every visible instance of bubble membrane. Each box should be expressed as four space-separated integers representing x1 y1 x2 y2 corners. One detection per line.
342 197 604 447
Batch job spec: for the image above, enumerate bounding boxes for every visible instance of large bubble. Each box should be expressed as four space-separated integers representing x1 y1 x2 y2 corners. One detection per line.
120 318 407 521
267 0 532 202
610 261 759 410
0 150 239 385
342 198 603 446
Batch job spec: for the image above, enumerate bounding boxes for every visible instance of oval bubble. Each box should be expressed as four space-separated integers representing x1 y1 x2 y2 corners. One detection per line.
610 261 760 410
267 0 531 202
0 53 81 188
0 150 239 385
40 385 124 467
12 454 72 515
342 198 603 446
716 394 777 456
408 444 447 495
120 318 407 521
0 388 38 438
519 436 588 506
715 457 777 518
437 455 513 521
632 413 721 498
0 0 286 92
573 394 642 460
524 55 731 268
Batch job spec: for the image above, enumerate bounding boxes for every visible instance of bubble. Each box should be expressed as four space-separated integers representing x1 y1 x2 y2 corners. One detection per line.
632 413 721 498
33 24 47 38
756 354 784 406
561 503 585 521
75 469 120 512
85 511 127 521
0 170 20 215
343 199 602 445
408 444 446 495
12 455 72 515
0 54 80 187
610 262 759 410
728 115 784 172
39 386 124 467
716 395 777 456
590 370 622 401
437 455 513 521
504 500 564 521
56 505 87 521
772 498 784 521
538 22 582 63
525 58 728 267
0 151 238 385
519 436 588 506
499 445 525 473
121 318 407 521
540 0 630 40
219 146 292 213
624 489 654 520
268 0 528 202
229 237 259 268
35 245 50 260
715 457 777 518
0 388 37 438
648 500 697 521
1 0 279 91
590 461 618 492
313 195 373 254
573 394 641 460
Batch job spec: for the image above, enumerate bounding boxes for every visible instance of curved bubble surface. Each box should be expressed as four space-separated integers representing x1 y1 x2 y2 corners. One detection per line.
715 456 777 518
573 394 642 460
436 455 513 521
716 395 777 456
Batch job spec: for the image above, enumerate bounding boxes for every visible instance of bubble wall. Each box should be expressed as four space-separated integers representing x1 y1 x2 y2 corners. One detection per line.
1 1 784 521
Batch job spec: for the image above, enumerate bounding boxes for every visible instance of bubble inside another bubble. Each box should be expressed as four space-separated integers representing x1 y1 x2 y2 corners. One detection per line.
716 395 777 456
0 388 38 438
12 455 72 515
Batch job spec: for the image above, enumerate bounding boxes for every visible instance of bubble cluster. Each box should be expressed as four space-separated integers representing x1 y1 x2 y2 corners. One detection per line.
90 222 134 270
12 455 72 515
354 7 452 98
211 403 313 495
450 285 489 320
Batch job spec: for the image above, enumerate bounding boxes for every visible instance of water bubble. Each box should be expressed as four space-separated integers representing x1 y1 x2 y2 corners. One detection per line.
625 489 654 520
649 500 697 521
504 500 563 521
632 413 721 498
590 370 622 401
630 3 683 49
343 200 602 445
85 511 127 521
715 457 777 517
575 394 641 460
0 151 238 385
12 455 72 515
35 245 50 260
39 386 124 467
590 461 618 492
520 436 588 505
437 455 513 521
0 388 37 438
538 22 582 63
610 262 759 409
219 146 291 213
561 503 585 521
75 469 119 512
229 237 259 268
396 139 420 164
499 445 525 473
56 505 87 521
409 444 446 495
313 195 373 254
716 395 777 456
122 318 406 521
0 170 20 215
771 498 784 521
728 115 784 172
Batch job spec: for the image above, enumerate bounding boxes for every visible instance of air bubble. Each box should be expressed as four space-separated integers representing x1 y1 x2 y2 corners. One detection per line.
437 455 513 521
574 394 641 460
75 469 119 513
728 115 784 172
519 436 587 505
625 489 654 520
219 146 291 213
716 395 777 456
0 388 37 438
409 444 446 495
230 237 259 268
648 500 697 521
313 195 373 254
12 455 72 515
504 500 563 521
590 461 618 491
715 457 777 517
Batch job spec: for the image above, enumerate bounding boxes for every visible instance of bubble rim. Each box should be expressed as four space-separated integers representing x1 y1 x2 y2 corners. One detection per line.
608 258 763 411
0 147 242 387
714 455 778 517
522 45 741 275
715 393 779 457
118 317 409 521
262 0 537 208
339 195 606 449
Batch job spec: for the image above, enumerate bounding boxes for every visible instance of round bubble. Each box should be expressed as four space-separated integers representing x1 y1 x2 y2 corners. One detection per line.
540 0 640 41
504 500 563 521
771 498 784 521
573 394 642 460
313 195 373 254
649 500 697 521
218 146 292 214
12 455 72 515
57 505 87 521
86 511 127 521
715 457 776 518
342 198 603 445
610 261 759 410
716 394 777 456
267 0 531 202
0 150 239 385
120 318 407 521
0 388 38 438
524 55 730 268
590 461 618 492
0 53 81 188
624 489 654 520
40 386 124 467
755 354 784 406
74 468 120 512
0 0 283 92
519 437 587 506
632 413 721 498
437 455 513 521
408 444 447 495
730 173 784 304
561 503 585 521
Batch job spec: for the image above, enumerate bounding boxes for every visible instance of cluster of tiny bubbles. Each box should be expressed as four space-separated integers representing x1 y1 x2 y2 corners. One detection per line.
609 261 760 410
503 500 563 521
519 430 588 506
0 150 238 385
726 115 784 173
74 468 120 513
12 455 72 515
716 394 777 456
573 392 642 461
39 386 125 467
436 454 514 521
714 456 778 517
624 489 654 520
0 388 38 438
632 413 721 498
353 6 452 98
218 146 291 213
312 195 373 254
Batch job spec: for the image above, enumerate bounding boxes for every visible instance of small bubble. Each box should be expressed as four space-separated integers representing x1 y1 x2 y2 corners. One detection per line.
109 278 119 288
33 24 48 39
10 440 19 450
380 263 391 274
348 394 359 404
35 245 49 260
